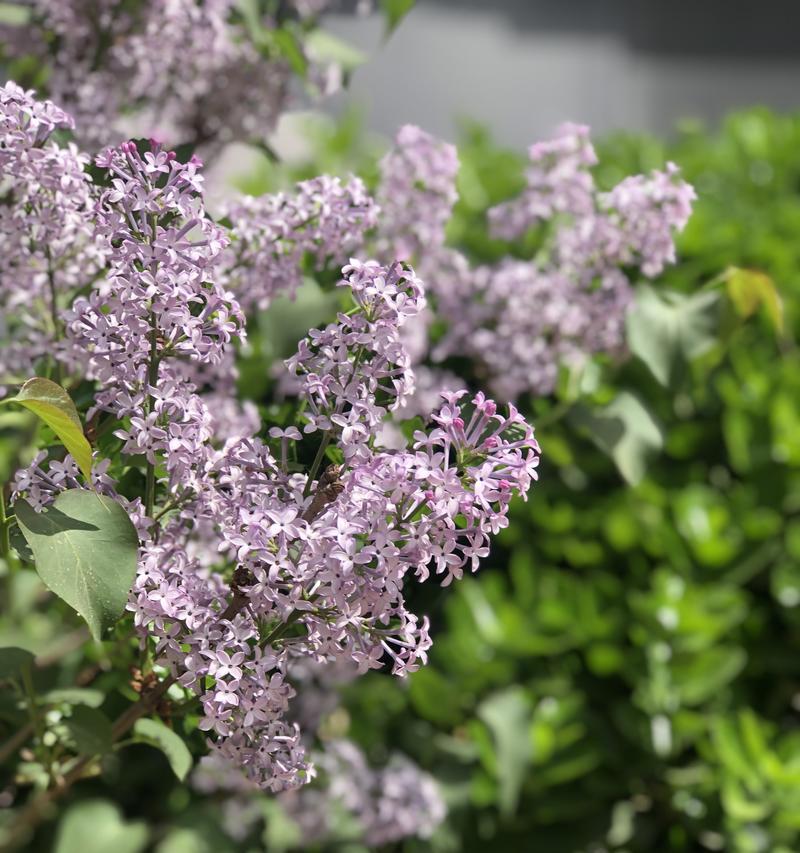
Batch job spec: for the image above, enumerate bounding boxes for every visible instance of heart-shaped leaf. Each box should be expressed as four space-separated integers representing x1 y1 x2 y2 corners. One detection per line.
1 378 93 482
132 718 193 781
15 490 139 641
569 392 663 485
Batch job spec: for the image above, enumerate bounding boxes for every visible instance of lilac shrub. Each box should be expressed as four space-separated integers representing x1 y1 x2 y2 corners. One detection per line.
0 75 697 848
1 82 539 813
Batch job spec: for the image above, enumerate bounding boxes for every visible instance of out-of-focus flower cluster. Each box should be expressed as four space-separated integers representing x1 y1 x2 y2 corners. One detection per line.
0 82 102 381
192 739 445 847
222 176 378 311
1 0 346 151
374 122 696 400
5 83 540 803
377 123 461 261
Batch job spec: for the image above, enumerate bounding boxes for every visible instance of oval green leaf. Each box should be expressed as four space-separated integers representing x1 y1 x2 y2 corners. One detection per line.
133 718 193 781
14 490 139 641
1 378 93 482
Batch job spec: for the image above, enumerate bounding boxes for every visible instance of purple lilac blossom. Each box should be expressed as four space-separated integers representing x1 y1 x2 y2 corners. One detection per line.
2 0 337 151
8 88 541 794
221 175 378 311
407 123 696 399
0 82 103 381
376 124 460 262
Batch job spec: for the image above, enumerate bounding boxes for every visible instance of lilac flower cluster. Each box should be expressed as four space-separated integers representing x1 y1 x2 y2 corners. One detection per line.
192 739 445 848
3 0 341 151
487 122 597 240
62 140 241 476
282 740 446 846
377 124 460 262
0 82 101 381
7 86 541 795
222 176 378 311
286 259 423 461
375 123 695 399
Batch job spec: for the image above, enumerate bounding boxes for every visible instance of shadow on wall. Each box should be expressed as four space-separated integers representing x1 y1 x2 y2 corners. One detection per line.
428 0 800 57
325 0 800 146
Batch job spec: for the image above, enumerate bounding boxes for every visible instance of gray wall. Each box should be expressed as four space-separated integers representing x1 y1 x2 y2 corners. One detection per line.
324 0 800 147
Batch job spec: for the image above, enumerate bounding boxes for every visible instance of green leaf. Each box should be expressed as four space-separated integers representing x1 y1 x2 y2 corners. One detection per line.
64 705 113 755
380 0 416 35
43 688 105 708
55 800 148 853
0 378 93 481
15 489 139 641
271 29 308 78
477 687 532 816
0 2 30 26
626 285 721 386
569 392 663 485
305 30 367 75
723 266 784 335
0 646 34 680
132 718 193 781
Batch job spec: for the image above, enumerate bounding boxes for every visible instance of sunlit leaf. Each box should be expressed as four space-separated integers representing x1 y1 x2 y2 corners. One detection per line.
723 266 784 335
0 378 93 482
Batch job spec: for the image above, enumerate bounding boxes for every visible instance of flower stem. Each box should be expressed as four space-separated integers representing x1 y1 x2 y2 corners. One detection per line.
303 431 332 498
0 486 10 561
45 247 62 385
144 315 160 520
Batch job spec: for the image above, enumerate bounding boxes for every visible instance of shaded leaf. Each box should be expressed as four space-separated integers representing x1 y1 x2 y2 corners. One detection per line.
64 705 113 755
15 489 139 641
569 392 663 485
627 285 720 386
132 718 193 781
0 646 34 680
